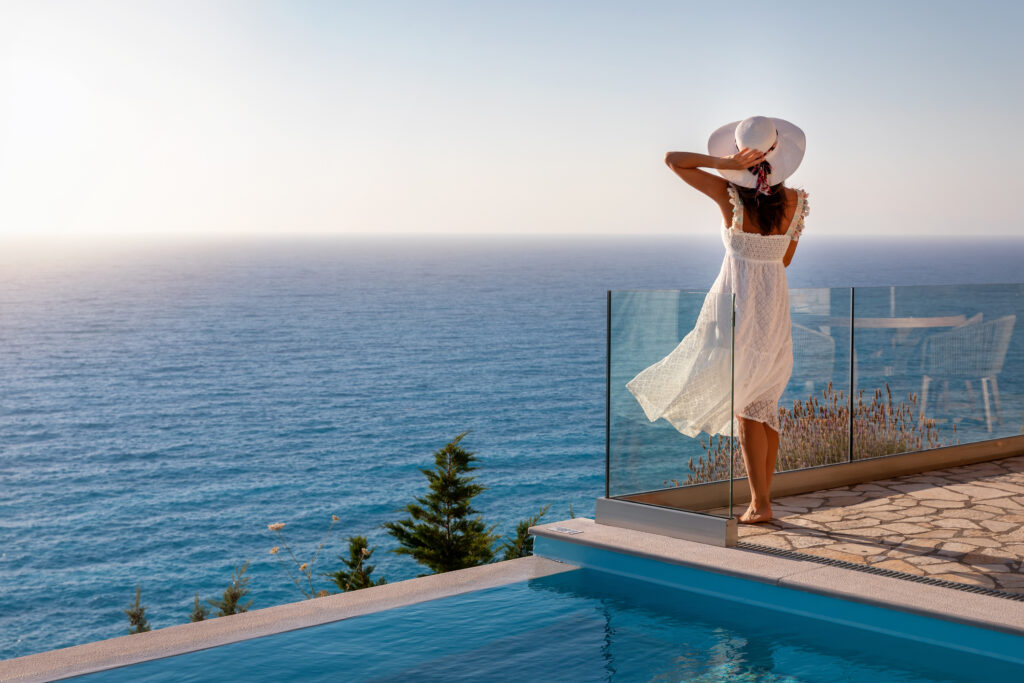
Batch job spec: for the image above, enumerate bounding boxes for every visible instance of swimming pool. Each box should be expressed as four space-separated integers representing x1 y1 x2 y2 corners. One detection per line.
72 561 1024 682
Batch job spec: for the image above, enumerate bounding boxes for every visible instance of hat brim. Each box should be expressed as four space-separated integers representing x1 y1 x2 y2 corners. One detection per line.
708 117 806 188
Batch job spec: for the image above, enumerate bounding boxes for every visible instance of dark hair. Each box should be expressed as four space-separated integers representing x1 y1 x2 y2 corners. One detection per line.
732 182 787 236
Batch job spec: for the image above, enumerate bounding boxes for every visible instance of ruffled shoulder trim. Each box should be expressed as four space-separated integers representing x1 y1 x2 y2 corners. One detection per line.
726 184 743 229
792 189 809 241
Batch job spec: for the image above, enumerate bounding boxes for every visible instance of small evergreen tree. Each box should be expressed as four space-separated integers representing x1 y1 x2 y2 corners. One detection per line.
207 561 253 616
384 432 500 574
124 585 151 634
189 592 209 622
499 503 551 560
327 536 388 592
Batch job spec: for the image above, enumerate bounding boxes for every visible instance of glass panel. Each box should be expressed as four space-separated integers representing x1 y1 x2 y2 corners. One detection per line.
852 283 1024 458
608 290 733 512
778 287 853 472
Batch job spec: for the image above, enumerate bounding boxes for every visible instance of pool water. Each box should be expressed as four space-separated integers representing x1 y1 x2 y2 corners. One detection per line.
74 567 1024 682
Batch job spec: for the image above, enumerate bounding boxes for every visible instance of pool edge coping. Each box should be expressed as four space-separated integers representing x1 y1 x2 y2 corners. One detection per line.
0 555 578 683
529 517 1024 638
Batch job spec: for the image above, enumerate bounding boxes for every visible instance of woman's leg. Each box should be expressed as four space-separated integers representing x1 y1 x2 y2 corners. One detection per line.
736 416 772 522
764 424 780 491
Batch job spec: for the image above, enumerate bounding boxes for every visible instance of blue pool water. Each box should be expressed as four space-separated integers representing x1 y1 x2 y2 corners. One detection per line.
73 565 1024 682
3 235 1024 659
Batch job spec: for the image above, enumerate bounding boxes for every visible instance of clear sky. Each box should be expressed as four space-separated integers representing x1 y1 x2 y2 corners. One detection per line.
1 0 1021 239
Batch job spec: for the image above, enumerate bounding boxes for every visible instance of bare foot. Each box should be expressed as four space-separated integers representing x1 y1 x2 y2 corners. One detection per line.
738 505 772 524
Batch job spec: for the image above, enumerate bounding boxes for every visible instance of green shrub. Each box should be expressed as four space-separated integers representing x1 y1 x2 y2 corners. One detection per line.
384 432 501 574
124 585 151 634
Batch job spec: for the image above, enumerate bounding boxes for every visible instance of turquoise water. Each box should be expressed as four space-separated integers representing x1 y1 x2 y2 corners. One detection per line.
73 567 1024 682
3 235 1024 659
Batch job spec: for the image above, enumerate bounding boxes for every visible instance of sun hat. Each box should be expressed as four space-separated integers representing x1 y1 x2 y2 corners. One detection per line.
707 116 805 195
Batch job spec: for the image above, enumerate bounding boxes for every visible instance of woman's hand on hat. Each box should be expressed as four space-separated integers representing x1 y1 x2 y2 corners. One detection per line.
720 147 766 170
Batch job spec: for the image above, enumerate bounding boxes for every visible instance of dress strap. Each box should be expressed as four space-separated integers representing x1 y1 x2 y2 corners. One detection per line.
726 184 743 230
784 189 809 240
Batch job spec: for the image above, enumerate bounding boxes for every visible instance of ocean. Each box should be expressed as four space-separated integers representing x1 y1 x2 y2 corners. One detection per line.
2 234 1023 659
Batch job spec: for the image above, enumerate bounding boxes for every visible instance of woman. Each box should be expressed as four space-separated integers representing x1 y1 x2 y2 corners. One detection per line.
626 116 809 524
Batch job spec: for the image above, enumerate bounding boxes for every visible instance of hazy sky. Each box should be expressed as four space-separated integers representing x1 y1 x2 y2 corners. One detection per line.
1 0 1022 239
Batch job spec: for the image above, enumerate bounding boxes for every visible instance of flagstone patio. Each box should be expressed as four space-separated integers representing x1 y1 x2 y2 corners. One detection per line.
717 455 1024 594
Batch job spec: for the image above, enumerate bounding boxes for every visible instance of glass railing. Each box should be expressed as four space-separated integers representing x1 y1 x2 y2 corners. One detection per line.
607 290 734 515
852 284 1023 454
607 283 1024 508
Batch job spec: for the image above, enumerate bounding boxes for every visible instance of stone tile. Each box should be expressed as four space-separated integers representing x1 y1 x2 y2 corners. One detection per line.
830 542 884 557
803 489 858 498
937 542 977 555
916 499 965 509
900 538 944 551
920 561 971 575
861 511 903 521
916 529 959 539
787 534 834 549
933 518 980 530
980 520 1016 532
822 496 868 507
776 517 826 530
798 511 845 523
774 495 825 508
955 536 1003 548
879 523 930 535
929 573 997 588
974 481 1024 495
962 551 1008 565
746 533 793 550
771 505 811 515
946 484 1013 499
848 504 904 512
873 558 925 575
898 516 937 524
939 508 993 520
835 526 893 538
914 475 959 484
889 483 935 494
905 487 968 501
995 574 1024 588
800 547 869 564
902 555 949 566
828 518 881 530
852 484 897 493
978 497 1024 511
844 497 896 510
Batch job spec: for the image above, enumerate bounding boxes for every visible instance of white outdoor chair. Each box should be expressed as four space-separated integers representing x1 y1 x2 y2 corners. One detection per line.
919 314 1016 431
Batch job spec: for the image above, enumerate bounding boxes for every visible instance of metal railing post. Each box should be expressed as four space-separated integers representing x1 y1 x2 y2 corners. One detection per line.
849 287 855 462
729 292 736 518
605 290 611 499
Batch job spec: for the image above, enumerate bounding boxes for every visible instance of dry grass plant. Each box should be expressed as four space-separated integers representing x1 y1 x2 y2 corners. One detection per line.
670 382 951 486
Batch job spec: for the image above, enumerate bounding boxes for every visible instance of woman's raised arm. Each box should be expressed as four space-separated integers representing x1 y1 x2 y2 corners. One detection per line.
664 148 764 212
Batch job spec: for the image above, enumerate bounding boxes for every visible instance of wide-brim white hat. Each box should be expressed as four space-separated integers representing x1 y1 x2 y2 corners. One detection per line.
707 116 806 188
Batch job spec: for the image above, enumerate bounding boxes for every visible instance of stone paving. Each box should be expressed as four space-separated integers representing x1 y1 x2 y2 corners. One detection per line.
722 455 1024 594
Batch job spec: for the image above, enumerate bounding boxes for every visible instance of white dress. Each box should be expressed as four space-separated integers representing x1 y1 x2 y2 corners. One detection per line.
626 184 810 437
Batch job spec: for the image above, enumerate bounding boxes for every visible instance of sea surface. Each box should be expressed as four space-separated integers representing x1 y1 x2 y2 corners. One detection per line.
2 234 1023 660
